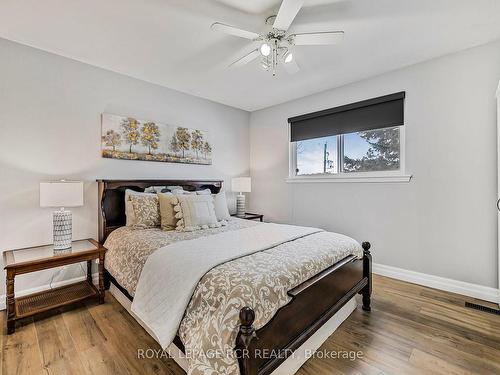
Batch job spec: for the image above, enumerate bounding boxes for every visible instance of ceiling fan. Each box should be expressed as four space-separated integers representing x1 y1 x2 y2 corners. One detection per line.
211 0 344 76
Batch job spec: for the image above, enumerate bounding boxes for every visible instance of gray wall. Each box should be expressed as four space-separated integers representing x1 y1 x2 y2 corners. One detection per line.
0 38 250 296
249 41 500 288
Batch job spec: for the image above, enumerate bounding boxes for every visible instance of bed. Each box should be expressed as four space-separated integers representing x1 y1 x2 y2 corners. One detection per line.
97 179 372 375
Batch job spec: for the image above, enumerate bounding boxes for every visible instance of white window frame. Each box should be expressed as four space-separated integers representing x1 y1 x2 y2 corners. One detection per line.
287 124 411 183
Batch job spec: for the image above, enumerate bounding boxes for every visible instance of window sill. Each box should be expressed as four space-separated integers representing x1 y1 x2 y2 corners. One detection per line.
286 174 412 184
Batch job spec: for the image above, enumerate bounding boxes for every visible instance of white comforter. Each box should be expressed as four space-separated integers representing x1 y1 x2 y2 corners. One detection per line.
131 222 322 349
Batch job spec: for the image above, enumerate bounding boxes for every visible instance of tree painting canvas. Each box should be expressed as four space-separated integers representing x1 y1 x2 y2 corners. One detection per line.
101 113 212 165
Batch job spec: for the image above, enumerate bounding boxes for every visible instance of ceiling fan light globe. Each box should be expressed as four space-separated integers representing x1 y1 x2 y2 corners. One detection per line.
260 43 271 57
284 51 293 63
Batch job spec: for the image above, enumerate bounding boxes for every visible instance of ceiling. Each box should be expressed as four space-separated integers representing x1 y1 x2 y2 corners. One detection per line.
1 0 500 111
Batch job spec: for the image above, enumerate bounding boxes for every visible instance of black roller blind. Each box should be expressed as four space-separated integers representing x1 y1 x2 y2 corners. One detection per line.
289 92 405 142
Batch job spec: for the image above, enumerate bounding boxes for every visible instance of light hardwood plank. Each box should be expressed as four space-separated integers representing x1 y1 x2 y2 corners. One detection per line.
408 349 471 375
61 302 107 352
2 318 44 375
34 311 85 375
86 297 182 375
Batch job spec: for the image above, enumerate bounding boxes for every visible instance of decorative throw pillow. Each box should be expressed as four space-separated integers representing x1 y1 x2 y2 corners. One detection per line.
213 191 230 221
130 194 160 228
173 194 226 231
124 189 156 226
158 192 177 231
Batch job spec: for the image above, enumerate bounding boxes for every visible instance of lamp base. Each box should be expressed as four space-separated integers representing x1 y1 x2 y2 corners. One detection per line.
236 194 246 217
53 210 72 250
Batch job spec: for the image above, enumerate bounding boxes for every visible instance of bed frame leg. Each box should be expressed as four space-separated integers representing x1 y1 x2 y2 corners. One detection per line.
361 242 372 312
104 269 111 290
236 307 257 375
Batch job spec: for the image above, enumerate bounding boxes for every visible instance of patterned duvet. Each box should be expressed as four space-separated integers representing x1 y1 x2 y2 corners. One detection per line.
104 218 363 375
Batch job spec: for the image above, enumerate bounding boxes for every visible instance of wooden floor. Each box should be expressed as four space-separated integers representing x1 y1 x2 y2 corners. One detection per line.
2 275 500 375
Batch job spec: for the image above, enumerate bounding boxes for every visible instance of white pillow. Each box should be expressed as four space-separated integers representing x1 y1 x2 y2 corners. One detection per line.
213 191 230 221
196 189 212 195
144 186 167 193
173 194 227 231
124 189 156 226
171 189 196 195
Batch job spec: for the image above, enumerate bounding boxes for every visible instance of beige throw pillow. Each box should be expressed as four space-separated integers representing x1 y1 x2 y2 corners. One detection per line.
173 194 226 231
130 194 160 229
158 192 177 231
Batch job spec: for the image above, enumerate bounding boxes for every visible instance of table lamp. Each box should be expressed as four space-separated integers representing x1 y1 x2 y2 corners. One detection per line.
232 177 251 217
40 181 84 250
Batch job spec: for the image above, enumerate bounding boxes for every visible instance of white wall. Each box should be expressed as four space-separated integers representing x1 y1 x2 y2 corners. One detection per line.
0 38 250 297
249 41 500 289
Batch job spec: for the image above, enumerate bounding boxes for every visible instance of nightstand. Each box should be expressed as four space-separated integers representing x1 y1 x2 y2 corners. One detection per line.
3 239 106 334
232 212 264 222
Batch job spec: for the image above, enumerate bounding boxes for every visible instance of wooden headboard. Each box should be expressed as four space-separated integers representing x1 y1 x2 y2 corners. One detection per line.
97 179 223 243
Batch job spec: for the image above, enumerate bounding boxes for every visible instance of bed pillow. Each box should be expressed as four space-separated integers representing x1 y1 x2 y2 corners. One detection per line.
158 192 178 231
144 186 167 193
195 189 229 220
124 189 156 226
173 190 196 196
130 194 160 228
173 194 226 231
213 191 230 221
196 189 212 195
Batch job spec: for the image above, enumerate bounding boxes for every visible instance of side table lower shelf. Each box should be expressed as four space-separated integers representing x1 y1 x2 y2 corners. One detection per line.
15 280 99 319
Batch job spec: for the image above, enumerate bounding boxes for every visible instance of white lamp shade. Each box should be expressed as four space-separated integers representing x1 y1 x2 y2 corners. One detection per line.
232 177 251 193
40 181 84 208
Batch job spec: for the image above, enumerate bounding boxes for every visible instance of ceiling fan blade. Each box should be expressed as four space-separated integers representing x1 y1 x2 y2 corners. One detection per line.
211 22 260 40
273 0 304 31
292 31 344 45
283 58 300 74
229 49 260 68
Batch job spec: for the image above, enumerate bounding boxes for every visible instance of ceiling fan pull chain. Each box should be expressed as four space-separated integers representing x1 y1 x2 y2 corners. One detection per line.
273 40 278 76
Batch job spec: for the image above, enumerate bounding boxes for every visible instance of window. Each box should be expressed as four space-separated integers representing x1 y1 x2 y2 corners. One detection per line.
294 126 401 176
288 92 410 182
296 135 338 175
343 126 400 173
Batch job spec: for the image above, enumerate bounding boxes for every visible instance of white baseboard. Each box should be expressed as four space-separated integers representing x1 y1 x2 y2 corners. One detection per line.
373 263 499 304
0 273 99 310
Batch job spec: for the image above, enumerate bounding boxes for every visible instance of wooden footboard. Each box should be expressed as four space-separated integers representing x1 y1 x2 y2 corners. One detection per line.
235 242 372 375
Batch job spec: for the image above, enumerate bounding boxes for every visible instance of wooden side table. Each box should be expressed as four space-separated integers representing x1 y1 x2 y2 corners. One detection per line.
3 239 106 334
232 212 264 222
